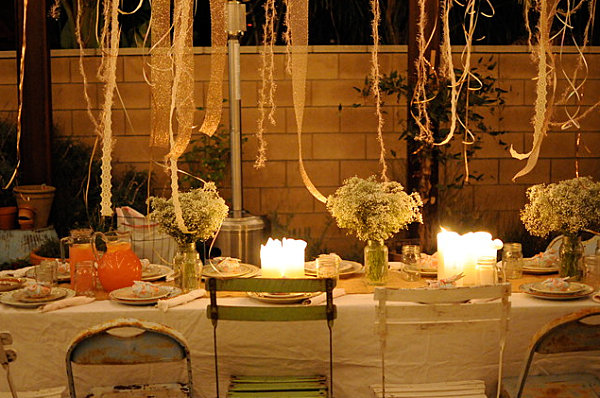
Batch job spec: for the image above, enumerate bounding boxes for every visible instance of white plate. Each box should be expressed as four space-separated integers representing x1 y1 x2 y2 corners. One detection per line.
202 263 260 279
304 260 363 278
529 281 587 295
110 287 182 306
247 291 318 304
110 285 171 301
141 264 174 281
520 283 594 300
0 288 75 308
522 266 559 275
390 262 437 277
12 288 68 303
0 278 26 292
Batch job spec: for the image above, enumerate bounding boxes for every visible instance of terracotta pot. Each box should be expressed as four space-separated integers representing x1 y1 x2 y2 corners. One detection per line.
29 250 60 266
0 206 17 230
18 205 36 230
14 185 55 229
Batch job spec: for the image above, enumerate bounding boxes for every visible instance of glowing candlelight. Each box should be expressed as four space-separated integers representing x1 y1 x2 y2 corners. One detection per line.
260 237 307 278
437 228 503 285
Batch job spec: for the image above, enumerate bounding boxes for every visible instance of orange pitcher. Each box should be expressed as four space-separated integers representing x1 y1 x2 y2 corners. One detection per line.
60 229 95 288
93 231 142 292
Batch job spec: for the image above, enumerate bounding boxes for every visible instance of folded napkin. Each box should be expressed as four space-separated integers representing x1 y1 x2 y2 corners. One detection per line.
303 288 346 305
540 277 570 291
157 289 206 312
132 280 162 298
39 296 95 313
24 283 52 298
426 272 465 289
0 266 34 278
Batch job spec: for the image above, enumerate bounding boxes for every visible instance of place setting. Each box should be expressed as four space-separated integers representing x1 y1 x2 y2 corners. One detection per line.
201 257 261 279
109 281 181 306
520 277 594 300
0 283 76 308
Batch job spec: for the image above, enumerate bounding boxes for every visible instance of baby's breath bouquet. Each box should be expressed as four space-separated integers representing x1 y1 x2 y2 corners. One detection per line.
149 183 229 246
327 176 423 285
521 176 600 279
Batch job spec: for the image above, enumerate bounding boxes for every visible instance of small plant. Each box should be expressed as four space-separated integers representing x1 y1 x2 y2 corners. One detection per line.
521 176 600 238
34 238 62 258
149 183 229 246
180 133 231 189
327 176 423 242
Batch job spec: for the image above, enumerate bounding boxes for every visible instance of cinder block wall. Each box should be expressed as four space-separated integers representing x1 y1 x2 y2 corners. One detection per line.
0 46 599 257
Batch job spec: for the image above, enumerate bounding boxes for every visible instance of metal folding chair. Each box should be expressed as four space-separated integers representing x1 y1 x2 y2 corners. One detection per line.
206 277 337 398
66 318 193 398
501 308 600 398
372 284 511 398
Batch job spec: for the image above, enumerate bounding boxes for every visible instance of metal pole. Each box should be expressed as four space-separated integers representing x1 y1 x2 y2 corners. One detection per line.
227 1 246 219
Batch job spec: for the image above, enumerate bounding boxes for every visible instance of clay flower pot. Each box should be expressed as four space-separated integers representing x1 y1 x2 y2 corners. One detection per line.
13 185 55 229
0 206 17 230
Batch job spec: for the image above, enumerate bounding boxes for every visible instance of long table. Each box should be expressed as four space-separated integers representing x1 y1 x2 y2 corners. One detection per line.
0 289 598 397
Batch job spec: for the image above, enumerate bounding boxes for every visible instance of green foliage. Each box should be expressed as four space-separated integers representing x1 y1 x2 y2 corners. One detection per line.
180 133 230 189
51 137 152 237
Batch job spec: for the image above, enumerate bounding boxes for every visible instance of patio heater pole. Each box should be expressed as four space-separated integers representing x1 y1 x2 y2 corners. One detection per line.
227 0 245 219
214 1 265 266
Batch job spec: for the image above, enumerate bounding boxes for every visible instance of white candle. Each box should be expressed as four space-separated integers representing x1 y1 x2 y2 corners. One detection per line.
437 228 503 286
260 237 307 278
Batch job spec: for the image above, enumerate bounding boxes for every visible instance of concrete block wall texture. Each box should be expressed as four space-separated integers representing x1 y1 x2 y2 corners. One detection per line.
0 46 599 258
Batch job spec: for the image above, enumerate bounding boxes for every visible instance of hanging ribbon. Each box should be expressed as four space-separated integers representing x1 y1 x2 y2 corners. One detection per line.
97 0 120 217
199 0 227 136
286 0 327 204
149 0 172 149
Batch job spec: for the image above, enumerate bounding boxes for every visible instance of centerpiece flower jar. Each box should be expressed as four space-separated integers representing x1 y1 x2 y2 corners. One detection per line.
150 183 229 292
521 176 600 280
326 176 423 285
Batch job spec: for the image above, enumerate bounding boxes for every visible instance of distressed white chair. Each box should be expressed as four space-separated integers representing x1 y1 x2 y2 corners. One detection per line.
371 284 511 398
501 308 600 398
66 318 193 398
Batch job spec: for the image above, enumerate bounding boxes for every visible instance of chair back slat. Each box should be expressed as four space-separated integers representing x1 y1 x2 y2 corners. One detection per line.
533 309 600 354
70 330 186 364
213 278 330 293
207 305 335 322
375 284 510 304
378 301 508 326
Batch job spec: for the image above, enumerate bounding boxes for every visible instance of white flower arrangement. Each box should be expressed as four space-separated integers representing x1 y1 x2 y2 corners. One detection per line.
521 176 600 237
326 176 423 242
149 183 229 246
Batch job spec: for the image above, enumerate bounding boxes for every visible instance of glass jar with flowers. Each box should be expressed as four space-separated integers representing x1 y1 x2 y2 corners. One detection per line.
326 176 423 285
150 183 229 292
521 176 600 280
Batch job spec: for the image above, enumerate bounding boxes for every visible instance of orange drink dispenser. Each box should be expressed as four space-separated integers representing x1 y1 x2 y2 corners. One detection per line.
93 231 142 292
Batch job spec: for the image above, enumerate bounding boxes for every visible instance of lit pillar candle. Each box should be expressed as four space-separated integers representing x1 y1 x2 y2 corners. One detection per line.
260 237 307 278
437 229 463 285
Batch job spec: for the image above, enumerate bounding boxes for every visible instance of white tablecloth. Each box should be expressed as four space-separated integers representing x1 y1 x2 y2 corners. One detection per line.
0 293 598 397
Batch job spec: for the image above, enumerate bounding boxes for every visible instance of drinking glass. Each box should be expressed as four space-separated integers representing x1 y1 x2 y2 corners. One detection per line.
502 242 523 280
35 259 58 287
315 253 341 279
400 244 421 281
584 255 600 291
477 256 497 285
73 260 96 297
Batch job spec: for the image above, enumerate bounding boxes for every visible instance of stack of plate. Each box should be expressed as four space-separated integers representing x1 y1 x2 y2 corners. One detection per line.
304 260 362 277
247 291 319 304
202 263 260 279
141 264 174 281
520 281 594 300
109 285 179 305
522 257 559 274
0 287 75 308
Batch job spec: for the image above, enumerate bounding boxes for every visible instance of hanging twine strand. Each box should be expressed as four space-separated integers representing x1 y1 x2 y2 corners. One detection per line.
369 0 389 182
255 0 278 169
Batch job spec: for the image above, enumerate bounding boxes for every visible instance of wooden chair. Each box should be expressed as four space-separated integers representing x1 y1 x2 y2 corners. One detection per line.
66 318 193 398
372 284 511 398
501 308 600 398
206 277 337 398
